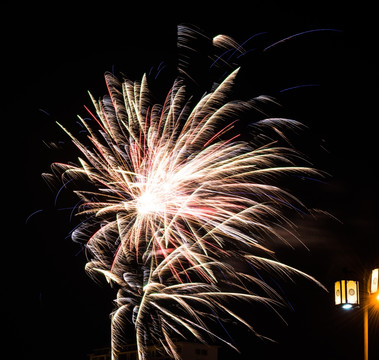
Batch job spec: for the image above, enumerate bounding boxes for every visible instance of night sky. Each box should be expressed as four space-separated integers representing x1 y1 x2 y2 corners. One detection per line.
6 2 378 359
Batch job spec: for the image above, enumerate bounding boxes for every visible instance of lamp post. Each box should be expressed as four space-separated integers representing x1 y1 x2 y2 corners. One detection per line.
334 268 379 360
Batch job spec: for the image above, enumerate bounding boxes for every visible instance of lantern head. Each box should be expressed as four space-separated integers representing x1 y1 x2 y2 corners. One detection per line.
334 280 360 309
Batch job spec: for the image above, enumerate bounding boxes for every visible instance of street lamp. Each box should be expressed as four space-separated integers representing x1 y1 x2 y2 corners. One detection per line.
334 268 379 360
364 268 379 360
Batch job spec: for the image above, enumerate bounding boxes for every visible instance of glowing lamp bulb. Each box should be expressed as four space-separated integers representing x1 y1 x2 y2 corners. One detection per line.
342 304 353 310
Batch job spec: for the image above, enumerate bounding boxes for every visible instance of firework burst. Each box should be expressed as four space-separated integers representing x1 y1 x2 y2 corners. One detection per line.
44 26 324 359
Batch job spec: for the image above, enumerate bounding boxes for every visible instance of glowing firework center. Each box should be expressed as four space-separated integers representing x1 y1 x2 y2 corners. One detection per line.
136 188 168 215
135 179 178 216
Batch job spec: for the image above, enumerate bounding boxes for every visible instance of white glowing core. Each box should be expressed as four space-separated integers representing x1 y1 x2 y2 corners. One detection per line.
136 190 167 215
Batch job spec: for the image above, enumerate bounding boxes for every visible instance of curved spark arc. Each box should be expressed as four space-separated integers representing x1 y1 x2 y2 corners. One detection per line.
44 27 325 360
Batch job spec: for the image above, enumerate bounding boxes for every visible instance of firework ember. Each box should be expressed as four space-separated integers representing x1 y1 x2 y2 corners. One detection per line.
44 25 324 360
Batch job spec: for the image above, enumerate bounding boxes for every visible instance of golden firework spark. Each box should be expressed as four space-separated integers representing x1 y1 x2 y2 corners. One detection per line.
44 26 324 360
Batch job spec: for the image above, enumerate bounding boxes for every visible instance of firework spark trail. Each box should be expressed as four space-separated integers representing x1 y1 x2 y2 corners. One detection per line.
44 26 325 360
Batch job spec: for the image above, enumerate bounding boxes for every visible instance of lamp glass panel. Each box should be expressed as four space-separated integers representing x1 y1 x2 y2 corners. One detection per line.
334 281 341 305
371 268 378 294
341 280 346 303
346 280 359 305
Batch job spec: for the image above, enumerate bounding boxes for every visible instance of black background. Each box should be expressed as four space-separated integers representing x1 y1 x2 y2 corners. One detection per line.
5 1 378 359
